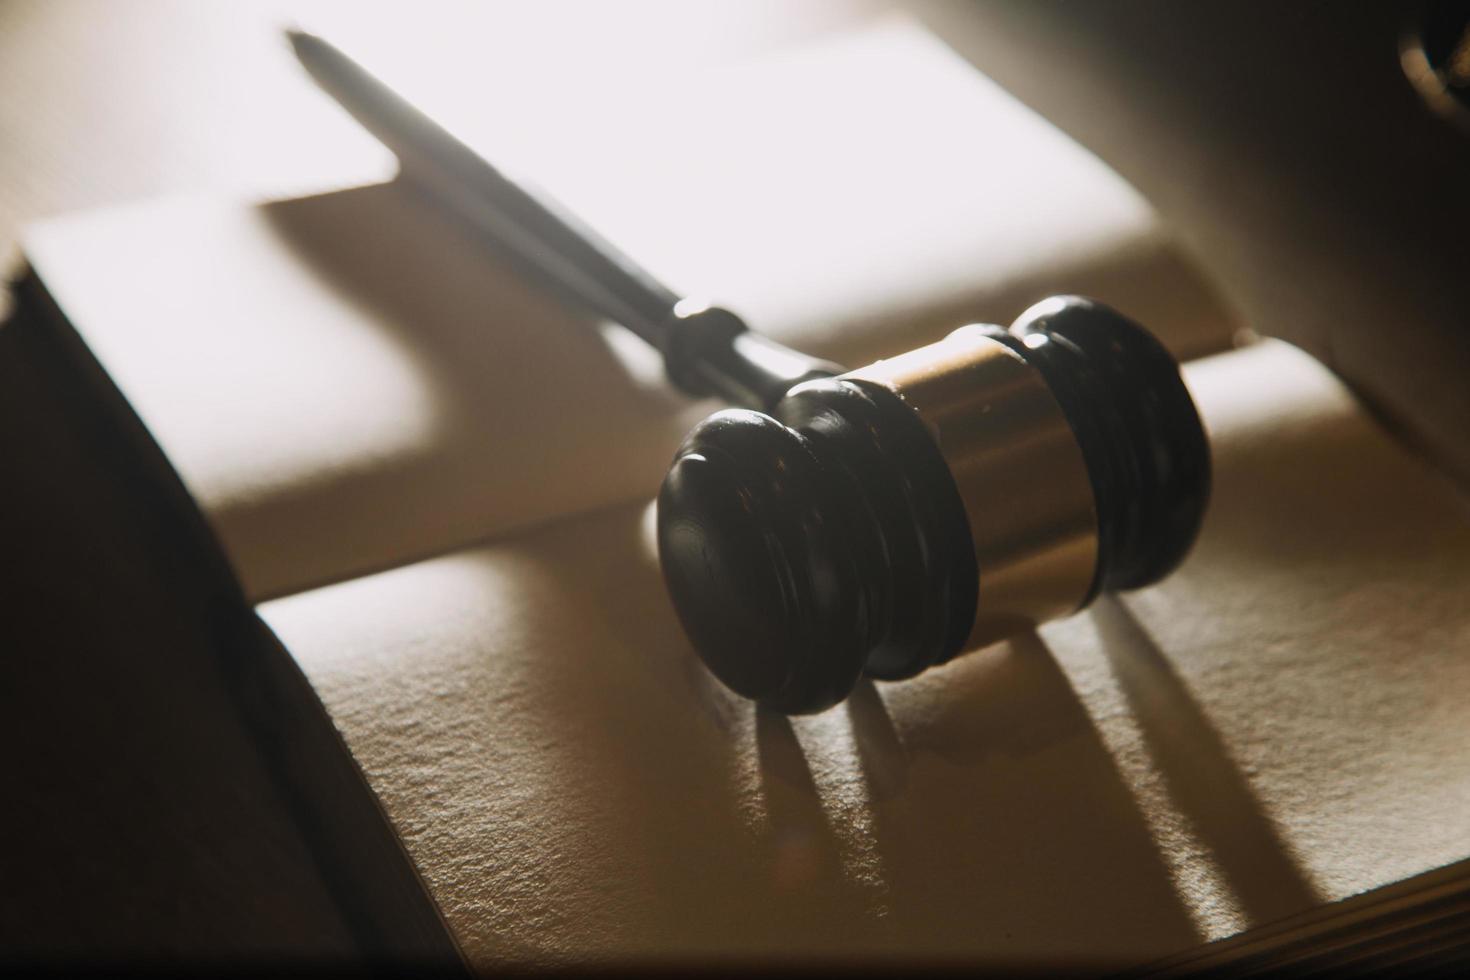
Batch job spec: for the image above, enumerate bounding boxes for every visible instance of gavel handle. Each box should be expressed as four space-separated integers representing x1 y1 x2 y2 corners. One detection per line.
289 29 677 343
288 29 839 410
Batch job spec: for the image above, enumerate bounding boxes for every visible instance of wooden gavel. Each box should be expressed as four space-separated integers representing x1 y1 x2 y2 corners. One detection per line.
294 30 1211 714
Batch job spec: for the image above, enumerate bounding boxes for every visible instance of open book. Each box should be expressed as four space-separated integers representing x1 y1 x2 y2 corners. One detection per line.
7 19 1470 972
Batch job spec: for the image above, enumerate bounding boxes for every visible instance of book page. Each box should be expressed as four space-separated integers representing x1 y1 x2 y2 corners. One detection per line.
262 340 1470 970
22 19 1236 600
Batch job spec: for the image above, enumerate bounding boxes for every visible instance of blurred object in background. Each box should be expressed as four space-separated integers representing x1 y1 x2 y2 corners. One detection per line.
920 0 1470 484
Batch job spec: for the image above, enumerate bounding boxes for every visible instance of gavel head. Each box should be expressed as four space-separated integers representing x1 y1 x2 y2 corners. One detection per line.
656 296 1211 714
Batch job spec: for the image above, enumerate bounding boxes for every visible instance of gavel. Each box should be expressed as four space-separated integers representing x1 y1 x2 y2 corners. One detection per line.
293 31 1211 714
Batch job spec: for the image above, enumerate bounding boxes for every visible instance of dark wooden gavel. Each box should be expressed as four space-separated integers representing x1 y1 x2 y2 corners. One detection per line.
294 30 1211 714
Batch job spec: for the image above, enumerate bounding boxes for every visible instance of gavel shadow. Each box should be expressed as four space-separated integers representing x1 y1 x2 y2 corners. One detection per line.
493 497 1213 960
793 631 1203 961
239 181 707 596
259 179 678 414
1088 595 1323 924
758 605 1320 959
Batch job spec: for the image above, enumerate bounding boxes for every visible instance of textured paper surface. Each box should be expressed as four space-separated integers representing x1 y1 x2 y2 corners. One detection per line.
264 340 1470 970
23 20 1235 600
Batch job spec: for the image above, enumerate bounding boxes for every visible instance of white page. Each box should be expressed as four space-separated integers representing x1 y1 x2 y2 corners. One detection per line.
262 340 1470 969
